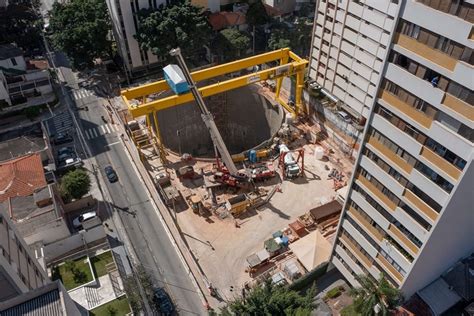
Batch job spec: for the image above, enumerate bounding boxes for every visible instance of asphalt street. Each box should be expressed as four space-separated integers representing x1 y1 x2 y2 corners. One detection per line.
45 41 206 314
77 97 205 315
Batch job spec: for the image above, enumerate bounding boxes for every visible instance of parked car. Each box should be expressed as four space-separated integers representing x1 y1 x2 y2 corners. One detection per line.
104 166 118 183
58 152 75 163
337 111 352 123
153 288 174 315
54 133 73 145
72 211 97 229
57 146 74 156
64 157 81 166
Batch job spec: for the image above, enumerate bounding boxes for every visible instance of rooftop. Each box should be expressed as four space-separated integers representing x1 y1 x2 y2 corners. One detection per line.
0 153 47 202
0 44 23 60
208 11 246 31
442 253 474 301
0 123 47 162
0 281 79 316
404 253 474 316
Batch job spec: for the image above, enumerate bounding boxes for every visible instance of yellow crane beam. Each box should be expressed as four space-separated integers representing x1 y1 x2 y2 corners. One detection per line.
122 48 293 100
121 48 308 118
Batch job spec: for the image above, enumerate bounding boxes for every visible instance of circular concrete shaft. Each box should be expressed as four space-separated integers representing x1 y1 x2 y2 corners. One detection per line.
154 84 283 157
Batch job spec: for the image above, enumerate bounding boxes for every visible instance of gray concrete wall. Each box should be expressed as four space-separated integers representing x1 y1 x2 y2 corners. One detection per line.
155 84 283 157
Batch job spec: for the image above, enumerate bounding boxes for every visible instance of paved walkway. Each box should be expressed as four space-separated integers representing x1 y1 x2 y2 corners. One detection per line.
68 273 124 310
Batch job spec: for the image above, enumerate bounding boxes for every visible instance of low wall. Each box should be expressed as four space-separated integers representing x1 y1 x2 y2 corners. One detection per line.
44 225 106 263
63 195 96 213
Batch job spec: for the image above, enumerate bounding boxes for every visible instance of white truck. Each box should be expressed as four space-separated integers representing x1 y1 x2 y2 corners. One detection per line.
279 144 301 178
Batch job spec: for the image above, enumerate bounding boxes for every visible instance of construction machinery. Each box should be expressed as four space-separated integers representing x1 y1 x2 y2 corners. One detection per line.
121 49 308 164
168 48 243 181
278 144 304 179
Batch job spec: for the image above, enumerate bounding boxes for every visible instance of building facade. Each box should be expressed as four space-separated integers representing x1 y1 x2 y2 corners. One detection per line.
0 280 81 315
0 212 49 302
310 0 474 298
0 44 53 109
106 0 220 78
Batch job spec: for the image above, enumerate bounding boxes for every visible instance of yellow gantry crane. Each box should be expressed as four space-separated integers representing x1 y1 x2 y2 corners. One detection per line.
121 48 308 163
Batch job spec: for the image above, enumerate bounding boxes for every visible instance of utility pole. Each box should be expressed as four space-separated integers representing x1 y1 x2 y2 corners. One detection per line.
253 25 256 55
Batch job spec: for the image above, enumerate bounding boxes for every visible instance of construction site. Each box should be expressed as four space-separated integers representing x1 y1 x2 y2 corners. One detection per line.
119 48 354 300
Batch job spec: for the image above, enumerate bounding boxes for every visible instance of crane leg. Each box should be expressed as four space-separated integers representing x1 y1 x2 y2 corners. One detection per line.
152 111 168 164
295 70 305 116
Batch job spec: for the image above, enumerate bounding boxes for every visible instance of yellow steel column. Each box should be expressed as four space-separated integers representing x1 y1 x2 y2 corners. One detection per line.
275 52 289 99
153 111 168 164
295 70 305 116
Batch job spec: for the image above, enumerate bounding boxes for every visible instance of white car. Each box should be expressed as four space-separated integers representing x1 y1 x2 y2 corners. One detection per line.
337 111 352 123
72 211 97 229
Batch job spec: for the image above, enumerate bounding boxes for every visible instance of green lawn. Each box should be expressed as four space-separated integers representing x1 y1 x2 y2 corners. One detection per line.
90 296 131 316
341 304 360 316
91 251 115 278
52 257 93 290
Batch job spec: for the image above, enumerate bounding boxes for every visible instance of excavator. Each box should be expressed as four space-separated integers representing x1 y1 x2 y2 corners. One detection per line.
166 48 249 187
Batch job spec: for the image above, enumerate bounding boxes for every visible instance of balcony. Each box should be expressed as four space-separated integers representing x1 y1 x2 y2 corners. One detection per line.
388 224 419 256
376 253 403 283
402 189 438 222
394 33 457 71
367 136 413 175
419 146 461 181
380 90 433 129
357 174 398 211
442 93 474 122
347 207 384 242
340 234 373 269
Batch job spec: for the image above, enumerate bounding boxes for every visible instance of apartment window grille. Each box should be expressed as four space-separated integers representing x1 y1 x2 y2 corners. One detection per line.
380 249 407 276
375 104 466 169
417 0 474 23
398 20 473 65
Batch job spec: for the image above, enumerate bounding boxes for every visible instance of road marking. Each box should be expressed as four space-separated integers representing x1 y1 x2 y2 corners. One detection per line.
85 129 91 139
91 128 98 138
105 124 111 134
106 141 121 147
100 125 106 134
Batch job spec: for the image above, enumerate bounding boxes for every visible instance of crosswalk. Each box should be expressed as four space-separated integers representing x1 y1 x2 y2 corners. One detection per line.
84 123 119 140
72 88 94 100
51 111 73 134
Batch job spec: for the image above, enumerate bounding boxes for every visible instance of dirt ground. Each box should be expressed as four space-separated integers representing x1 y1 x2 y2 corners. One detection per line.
171 142 351 300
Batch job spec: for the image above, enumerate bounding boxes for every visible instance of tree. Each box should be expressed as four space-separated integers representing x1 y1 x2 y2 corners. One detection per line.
246 0 271 27
292 18 313 57
267 23 291 50
49 0 112 69
349 275 402 316
60 168 91 201
214 28 250 61
221 279 316 315
0 3 43 54
266 19 312 56
135 0 212 64
268 32 291 50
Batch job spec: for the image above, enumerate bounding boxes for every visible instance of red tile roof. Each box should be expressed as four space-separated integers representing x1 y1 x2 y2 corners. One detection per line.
263 3 282 17
0 154 46 203
208 11 246 31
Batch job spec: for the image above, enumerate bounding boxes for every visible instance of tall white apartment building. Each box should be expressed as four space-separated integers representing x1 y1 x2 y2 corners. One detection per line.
309 0 474 297
106 0 166 78
0 212 49 302
106 0 220 78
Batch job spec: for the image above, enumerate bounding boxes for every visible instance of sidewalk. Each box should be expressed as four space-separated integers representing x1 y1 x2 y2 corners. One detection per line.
109 98 217 310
